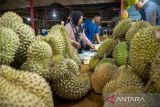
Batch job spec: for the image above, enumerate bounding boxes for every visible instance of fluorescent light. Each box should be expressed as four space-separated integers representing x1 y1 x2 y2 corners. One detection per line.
53 13 56 18
27 17 31 21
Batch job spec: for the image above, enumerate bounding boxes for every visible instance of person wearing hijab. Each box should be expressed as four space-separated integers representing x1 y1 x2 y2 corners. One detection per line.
135 0 160 25
65 11 94 53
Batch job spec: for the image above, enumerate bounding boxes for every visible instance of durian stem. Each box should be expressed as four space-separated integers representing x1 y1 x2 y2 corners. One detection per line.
125 63 128 69
113 35 116 40
125 54 129 68
118 39 120 43
103 53 106 58
111 59 115 64
125 56 129 68
143 80 152 93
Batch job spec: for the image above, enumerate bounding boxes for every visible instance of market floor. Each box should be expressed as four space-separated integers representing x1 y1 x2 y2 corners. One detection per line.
54 64 104 107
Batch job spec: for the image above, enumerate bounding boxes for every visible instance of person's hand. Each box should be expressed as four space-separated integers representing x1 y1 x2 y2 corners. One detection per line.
90 44 95 50
75 42 81 49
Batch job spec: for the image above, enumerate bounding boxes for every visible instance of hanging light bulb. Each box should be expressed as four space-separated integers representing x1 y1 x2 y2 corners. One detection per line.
53 13 57 18
27 17 31 21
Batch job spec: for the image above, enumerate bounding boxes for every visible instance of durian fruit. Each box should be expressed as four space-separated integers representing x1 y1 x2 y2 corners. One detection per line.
63 34 81 68
129 27 160 79
114 86 143 93
49 55 69 80
112 41 128 66
65 58 80 75
118 65 144 88
0 11 23 26
52 73 90 100
20 40 52 80
48 25 66 56
0 65 54 107
103 65 143 97
125 21 151 44
69 46 81 68
98 57 113 65
0 27 20 65
58 25 72 58
97 39 116 58
6 22 35 68
89 54 101 71
100 35 109 41
148 48 160 92
113 18 132 39
91 63 119 94
26 40 52 61
21 61 50 80
49 25 81 67
0 13 34 68
102 79 120 97
36 35 45 41
49 25 62 34
49 55 76 80
56 25 81 64
44 35 64 56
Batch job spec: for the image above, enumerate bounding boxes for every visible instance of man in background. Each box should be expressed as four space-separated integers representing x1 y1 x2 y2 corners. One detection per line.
135 0 160 25
127 6 142 21
83 12 102 50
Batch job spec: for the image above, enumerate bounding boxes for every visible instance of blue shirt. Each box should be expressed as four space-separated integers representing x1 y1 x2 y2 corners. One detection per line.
84 20 99 43
128 6 142 21
139 1 160 25
150 0 160 4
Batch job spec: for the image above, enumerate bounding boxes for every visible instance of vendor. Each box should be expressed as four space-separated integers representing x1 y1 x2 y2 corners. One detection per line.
83 12 102 46
135 0 160 25
65 11 94 53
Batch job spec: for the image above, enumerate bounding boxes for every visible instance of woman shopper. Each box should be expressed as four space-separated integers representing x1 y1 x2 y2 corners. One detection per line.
65 11 94 53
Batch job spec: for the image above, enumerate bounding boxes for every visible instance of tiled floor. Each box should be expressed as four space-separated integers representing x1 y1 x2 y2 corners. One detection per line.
54 64 104 107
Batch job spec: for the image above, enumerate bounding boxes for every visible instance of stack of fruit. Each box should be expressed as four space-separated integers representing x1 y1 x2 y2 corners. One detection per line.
0 12 91 107
88 18 160 107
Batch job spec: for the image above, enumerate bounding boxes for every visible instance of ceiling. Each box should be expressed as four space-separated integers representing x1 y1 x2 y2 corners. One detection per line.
0 0 117 10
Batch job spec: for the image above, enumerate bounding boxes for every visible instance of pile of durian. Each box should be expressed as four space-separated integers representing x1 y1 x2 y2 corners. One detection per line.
0 12 90 107
1 11 160 107
89 18 160 107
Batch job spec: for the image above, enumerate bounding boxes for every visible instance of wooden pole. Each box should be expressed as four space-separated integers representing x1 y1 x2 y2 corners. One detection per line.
30 0 35 29
45 7 48 29
120 0 124 19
